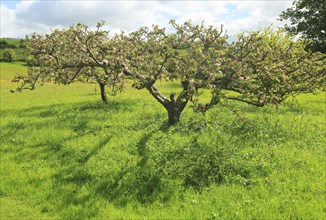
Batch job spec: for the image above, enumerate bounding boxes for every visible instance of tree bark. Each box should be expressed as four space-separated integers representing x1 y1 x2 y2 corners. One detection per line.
145 83 189 126
99 83 108 102
166 104 182 125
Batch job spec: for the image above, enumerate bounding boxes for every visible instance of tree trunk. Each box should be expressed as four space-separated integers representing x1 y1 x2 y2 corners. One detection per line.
99 83 108 102
145 84 189 126
166 105 182 125
165 93 188 125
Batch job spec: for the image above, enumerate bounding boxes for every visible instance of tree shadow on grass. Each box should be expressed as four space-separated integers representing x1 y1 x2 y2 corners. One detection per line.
92 122 175 206
1 99 132 218
45 135 113 218
1 97 272 217
1 99 135 136
1 99 135 118
0 99 172 217
51 135 113 186
44 117 170 216
91 113 268 208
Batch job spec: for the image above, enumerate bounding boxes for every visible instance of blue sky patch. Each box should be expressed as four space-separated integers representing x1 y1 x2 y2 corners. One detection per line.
2 0 20 9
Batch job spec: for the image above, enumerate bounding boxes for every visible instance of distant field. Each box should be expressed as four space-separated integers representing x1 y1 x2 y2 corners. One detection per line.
0 38 22 47
0 38 26 61
1 62 325 219
0 49 25 61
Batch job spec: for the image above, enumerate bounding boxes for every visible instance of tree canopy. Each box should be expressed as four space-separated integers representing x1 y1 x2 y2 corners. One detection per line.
279 0 326 53
122 21 324 124
13 21 326 125
3 49 16 62
122 21 229 124
214 28 325 108
13 21 126 102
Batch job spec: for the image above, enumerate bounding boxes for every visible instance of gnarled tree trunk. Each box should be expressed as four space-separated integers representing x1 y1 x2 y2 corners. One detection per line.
145 82 189 126
165 103 183 125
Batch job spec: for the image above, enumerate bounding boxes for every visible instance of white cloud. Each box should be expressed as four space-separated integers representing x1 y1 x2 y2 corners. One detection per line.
220 1 293 35
0 0 292 38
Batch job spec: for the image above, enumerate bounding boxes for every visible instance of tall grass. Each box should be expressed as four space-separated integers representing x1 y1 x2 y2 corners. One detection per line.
1 62 325 219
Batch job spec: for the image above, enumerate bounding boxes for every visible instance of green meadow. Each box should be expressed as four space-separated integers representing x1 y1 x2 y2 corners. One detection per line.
1 62 325 219
0 49 25 61
0 38 26 61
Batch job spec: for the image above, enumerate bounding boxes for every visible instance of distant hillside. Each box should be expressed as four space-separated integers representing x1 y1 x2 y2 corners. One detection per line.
0 38 26 61
0 38 25 48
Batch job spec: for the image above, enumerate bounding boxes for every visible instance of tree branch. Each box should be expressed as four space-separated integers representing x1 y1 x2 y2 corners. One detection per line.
224 96 264 107
146 84 169 106
66 66 83 84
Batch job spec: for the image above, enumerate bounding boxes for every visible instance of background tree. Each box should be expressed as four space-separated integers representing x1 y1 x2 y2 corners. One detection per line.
0 40 9 49
13 21 126 102
279 0 326 53
18 39 26 49
3 49 16 62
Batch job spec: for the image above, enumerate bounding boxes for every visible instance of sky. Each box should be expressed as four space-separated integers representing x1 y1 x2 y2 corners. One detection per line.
0 0 293 38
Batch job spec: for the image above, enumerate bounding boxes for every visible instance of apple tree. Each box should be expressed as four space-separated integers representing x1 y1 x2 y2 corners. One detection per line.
199 28 325 112
13 21 126 102
123 20 228 125
124 21 325 125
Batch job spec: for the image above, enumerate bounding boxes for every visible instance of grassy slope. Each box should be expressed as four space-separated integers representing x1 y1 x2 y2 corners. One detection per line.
0 63 325 219
0 38 25 60
0 49 25 61
0 38 22 47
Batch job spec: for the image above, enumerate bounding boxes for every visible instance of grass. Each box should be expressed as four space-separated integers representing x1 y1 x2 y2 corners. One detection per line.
1 62 325 219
